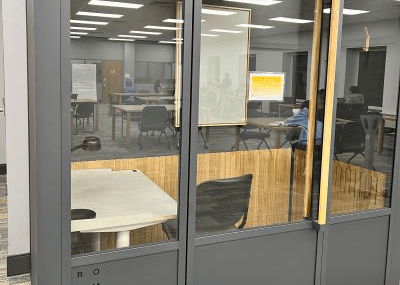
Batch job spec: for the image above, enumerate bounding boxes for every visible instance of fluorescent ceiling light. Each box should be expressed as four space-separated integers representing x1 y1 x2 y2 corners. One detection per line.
210 29 242 34
236 23 274 29
130 30 162 35
202 8 237 16
70 36 81 39
71 31 88 35
201 33 220 37
172 38 183 41
77 11 123 18
163 18 184 24
88 0 143 9
71 26 98 31
201 20 206 22
144 25 181 30
109 38 134 41
323 8 370 15
224 0 281 6
269 17 313 24
159 41 182 44
118 34 147 39
70 19 108 25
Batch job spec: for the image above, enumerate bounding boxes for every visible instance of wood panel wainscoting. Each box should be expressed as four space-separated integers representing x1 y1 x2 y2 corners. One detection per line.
71 149 386 251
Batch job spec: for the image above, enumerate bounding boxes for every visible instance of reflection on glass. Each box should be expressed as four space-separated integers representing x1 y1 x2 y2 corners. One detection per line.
191 0 330 237
70 0 182 255
331 0 399 215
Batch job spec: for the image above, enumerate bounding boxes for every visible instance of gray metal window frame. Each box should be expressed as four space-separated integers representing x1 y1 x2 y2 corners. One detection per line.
25 0 400 284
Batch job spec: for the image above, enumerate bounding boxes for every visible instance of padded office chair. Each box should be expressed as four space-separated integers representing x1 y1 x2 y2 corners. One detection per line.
334 121 366 163
232 126 270 150
280 127 302 148
138 106 170 149
162 174 253 239
74 102 95 134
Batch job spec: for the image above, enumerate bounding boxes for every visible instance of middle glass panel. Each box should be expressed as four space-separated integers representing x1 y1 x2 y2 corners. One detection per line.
189 0 329 237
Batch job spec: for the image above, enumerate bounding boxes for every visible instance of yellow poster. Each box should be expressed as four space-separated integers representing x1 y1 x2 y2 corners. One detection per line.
249 73 285 101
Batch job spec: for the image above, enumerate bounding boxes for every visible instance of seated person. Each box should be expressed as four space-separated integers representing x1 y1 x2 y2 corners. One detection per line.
347 86 364 104
283 92 324 146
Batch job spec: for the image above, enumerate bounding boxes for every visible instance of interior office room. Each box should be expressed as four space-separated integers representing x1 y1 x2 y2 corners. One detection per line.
3 0 400 284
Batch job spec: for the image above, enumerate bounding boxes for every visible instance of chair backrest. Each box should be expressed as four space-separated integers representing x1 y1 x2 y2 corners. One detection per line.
195 174 253 233
71 93 78 101
140 106 168 132
75 102 94 117
335 121 365 154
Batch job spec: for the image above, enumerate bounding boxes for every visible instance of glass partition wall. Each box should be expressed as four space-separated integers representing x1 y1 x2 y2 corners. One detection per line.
69 0 184 255
331 0 399 216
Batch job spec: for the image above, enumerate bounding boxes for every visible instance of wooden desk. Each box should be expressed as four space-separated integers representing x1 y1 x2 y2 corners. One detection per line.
247 117 298 148
71 99 99 132
112 104 175 143
71 169 177 248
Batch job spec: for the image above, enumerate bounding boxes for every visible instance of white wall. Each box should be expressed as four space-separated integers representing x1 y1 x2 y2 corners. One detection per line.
0 2 6 165
3 0 30 256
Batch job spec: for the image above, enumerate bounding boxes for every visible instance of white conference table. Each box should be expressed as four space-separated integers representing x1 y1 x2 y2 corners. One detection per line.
71 169 177 249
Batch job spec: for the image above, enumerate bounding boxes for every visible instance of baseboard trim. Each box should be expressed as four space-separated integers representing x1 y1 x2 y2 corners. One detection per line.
7 254 31 277
0 164 6 175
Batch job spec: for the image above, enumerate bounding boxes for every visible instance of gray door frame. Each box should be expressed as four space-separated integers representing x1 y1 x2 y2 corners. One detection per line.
26 0 400 284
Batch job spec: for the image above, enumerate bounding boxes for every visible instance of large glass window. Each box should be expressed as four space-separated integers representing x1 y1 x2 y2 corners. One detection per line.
69 0 184 255
330 0 399 216
168 0 331 238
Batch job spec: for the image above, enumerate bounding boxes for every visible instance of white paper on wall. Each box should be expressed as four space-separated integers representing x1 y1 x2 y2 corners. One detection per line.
72 64 97 100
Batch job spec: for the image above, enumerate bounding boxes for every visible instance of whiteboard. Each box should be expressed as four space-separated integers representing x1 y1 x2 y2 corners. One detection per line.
72 64 97 101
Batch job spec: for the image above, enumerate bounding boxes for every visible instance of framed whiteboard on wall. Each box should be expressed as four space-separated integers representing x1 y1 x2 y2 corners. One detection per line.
248 72 285 101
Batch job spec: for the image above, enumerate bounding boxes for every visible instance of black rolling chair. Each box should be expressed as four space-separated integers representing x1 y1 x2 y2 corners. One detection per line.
74 102 95 134
232 126 270 150
334 121 366 163
162 174 253 239
138 106 170 149
280 127 302 148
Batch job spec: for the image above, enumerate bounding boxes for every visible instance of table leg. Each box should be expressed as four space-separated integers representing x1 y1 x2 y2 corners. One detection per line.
126 113 131 144
119 96 122 105
112 107 116 140
275 130 282 149
376 119 384 154
95 104 99 131
235 126 240 150
116 231 130 248
205 126 210 143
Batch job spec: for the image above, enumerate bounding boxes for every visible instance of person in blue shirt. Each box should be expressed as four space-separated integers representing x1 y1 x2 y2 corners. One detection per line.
283 90 325 146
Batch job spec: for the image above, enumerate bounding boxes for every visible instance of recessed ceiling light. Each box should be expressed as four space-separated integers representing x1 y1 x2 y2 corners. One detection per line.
202 8 237 16
224 0 281 6
210 29 242 34
236 24 274 29
163 18 184 24
76 11 123 18
70 36 81 39
201 34 220 37
118 34 147 39
88 0 143 9
323 8 370 15
130 30 162 35
109 38 135 41
71 26 98 31
70 19 108 25
159 41 182 44
71 31 88 35
269 17 313 24
144 25 181 30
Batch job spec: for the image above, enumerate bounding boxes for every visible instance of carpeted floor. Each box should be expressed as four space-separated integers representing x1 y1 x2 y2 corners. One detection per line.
0 175 31 285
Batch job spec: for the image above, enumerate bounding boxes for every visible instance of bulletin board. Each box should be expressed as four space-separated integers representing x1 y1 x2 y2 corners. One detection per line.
248 72 285 101
72 64 97 100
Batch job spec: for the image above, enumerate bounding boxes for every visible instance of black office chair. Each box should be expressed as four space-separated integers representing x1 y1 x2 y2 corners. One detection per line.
280 127 302 148
74 102 95 134
162 174 253 239
232 126 270 150
138 106 170 149
334 121 366 163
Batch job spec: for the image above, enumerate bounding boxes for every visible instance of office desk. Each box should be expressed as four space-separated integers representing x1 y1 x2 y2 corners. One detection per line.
71 99 99 131
111 93 171 105
112 104 175 143
71 169 177 248
246 117 298 148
